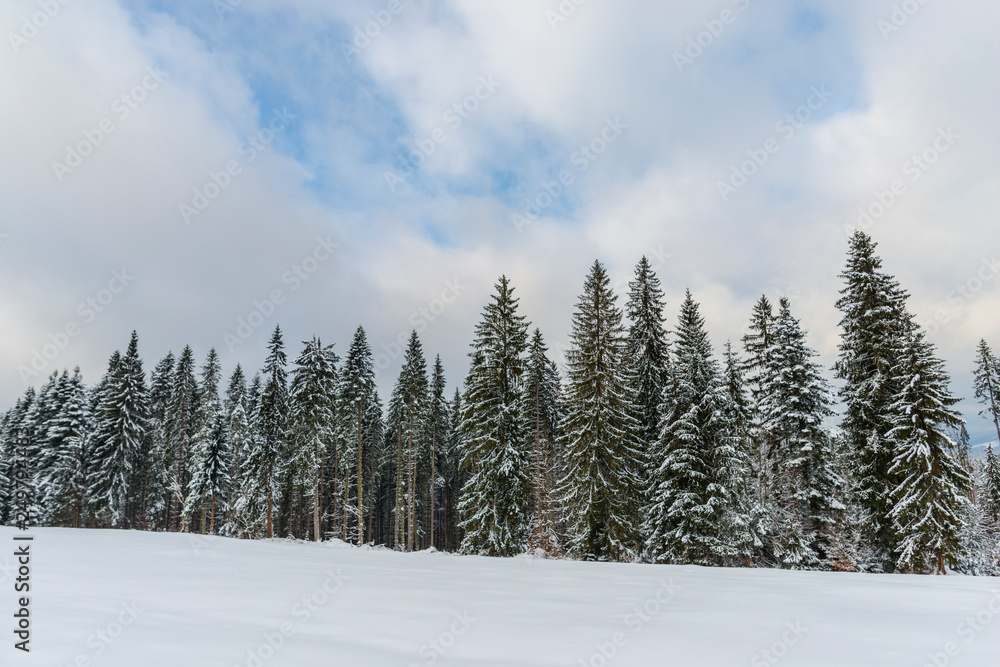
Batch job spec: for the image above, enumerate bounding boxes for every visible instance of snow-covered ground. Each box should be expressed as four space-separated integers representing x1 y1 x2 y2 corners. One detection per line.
3 527 999 667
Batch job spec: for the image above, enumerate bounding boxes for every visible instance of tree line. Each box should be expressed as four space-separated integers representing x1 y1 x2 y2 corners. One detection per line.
2 231 1000 574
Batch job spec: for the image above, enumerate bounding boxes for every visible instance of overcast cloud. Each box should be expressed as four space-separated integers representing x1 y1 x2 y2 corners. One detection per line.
1 0 998 442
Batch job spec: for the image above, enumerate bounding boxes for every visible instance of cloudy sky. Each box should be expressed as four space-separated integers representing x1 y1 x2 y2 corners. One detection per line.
2 0 998 443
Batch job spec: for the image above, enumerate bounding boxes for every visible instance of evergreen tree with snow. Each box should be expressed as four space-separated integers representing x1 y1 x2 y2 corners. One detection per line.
522 328 564 554
224 366 254 537
759 299 843 567
40 369 91 527
246 326 288 538
289 337 338 541
392 331 430 551
338 327 384 544
973 340 1000 446
721 342 755 563
887 328 973 574
626 256 671 452
645 290 745 565
439 388 466 551
185 349 224 532
87 332 150 528
0 389 36 526
164 345 199 530
560 261 645 562
984 446 1000 526
835 231 911 561
186 414 231 534
427 355 450 550
459 276 532 557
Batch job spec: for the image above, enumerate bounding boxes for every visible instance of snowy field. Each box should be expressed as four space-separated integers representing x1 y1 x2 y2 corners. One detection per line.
4 527 1000 667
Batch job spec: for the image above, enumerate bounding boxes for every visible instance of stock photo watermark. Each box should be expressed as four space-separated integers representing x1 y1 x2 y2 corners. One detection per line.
878 0 933 41
223 235 340 352
7 0 74 53
52 66 168 183
673 0 753 73
17 269 135 384
384 75 502 192
510 116 628 234
919 590 1000 667
750 621 808 667
546 0 591 31
341 0 414 61
844 126 959 237
717 85 832 202
180 107 296 224
921 254 999 338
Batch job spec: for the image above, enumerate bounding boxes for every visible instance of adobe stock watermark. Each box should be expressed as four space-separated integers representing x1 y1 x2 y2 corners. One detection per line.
214 0 243 20
233 569 349 667
750 620 808 666
546 0 590 31
878 0 933 41
717 85 832 203
673 0 753 73
843 126 959 238
179 107 296 224
7 0 73 53
384 75 502 192
52 601 146 666
373 278 468 378
408 611 476 667
921 254 999 338
578 578 682 667
920 590 1000 667
17 269 135 384
510 116 628 234
223 236 340 353
341 0 413 62
52 66 168 183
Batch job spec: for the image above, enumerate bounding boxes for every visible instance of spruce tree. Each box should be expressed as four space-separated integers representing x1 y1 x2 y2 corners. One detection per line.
459 276 531 557
225 366 254 537
759 299 843 567
835 231 911 560
289 337 338 541
645 290 745 565
40 368 91 527
522 328 563 554
247 326 288 539
973 340 1000 446
186 414 231 534
428 355 449 549
984 446 1000 526
338 327 382 544
87 332 150 528
560 261 644 562
165 345 199 530
626 256 670 452
394 332 430 551
887 328 972 573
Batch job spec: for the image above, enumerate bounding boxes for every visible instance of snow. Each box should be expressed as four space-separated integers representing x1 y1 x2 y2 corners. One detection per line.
5 526 1000 667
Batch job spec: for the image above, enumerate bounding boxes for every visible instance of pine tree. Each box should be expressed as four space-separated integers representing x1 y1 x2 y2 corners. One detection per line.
289 337 338 541
626 256 670 452
144 353 175 529
441 388 466 551
973 340 1000 446
721 342 755 564
887 328 973 574
522 328 563 554
247 326 288 539
459 276 531 557
835 231 911 561
645 290 745 565
87 332 150 528
560 261 645 562
165 345 199 530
